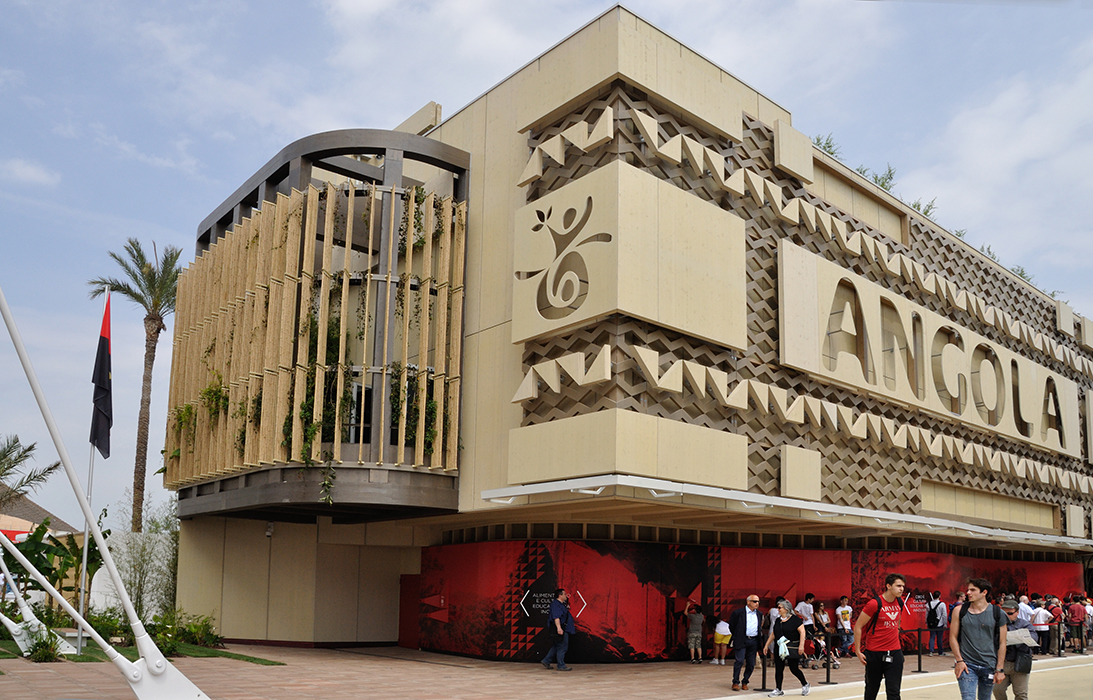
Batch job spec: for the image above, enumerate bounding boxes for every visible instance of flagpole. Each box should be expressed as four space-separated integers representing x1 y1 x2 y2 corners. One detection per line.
76 444 95 655
77 291 109 656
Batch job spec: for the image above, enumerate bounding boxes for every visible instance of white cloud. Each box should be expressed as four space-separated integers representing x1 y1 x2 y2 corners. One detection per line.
0 158 61 186
91 124 201 176
899 34 1093 312
0 67 24 90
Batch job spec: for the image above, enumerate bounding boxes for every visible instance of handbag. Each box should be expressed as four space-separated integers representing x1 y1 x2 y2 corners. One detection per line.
1014 651 1033 674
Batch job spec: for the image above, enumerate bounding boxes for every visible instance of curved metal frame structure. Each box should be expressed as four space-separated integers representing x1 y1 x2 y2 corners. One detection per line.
197 128 470 253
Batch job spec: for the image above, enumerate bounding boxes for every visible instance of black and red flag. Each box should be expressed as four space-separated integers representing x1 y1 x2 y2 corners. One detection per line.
89 293 112 459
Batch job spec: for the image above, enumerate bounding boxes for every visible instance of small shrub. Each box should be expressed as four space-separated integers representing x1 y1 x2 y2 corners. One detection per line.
28 628 63 662
86 605 131 645
30 602 68 630
155 628 180 657
178 612 223 648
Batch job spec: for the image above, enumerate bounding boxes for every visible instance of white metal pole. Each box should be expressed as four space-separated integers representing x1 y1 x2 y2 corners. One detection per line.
0 280 166 674
76 444 95 655
0 531 135 677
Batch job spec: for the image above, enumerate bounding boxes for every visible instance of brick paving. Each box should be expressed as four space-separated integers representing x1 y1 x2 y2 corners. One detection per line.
1 645 1091 700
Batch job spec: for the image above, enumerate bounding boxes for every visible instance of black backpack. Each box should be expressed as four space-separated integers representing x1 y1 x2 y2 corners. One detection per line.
927 601 942 629
865 595 906 636
957 603 1006 652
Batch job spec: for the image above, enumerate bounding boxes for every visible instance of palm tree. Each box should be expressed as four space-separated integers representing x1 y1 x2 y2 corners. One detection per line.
0 434 61 509
88 238 182 532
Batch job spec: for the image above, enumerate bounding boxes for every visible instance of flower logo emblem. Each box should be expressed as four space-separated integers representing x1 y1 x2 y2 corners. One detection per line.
515 196 612 320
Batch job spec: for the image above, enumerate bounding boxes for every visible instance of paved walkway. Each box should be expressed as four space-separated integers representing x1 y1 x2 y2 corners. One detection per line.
1 646 1091 700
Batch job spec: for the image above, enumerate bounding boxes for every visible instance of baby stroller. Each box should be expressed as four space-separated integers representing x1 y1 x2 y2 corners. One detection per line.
804 633 841 670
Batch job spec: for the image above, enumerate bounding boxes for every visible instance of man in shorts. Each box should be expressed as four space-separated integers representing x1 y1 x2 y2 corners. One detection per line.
1067 595 1086 652
684 602 705 664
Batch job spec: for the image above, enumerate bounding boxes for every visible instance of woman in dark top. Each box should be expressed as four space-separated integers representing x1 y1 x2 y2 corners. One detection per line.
762 600 810 697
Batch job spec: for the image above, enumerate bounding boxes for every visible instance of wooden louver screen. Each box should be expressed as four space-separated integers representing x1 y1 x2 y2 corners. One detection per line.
165 183 467 488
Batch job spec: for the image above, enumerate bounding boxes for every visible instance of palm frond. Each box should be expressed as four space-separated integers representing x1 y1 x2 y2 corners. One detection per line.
0 435 60 508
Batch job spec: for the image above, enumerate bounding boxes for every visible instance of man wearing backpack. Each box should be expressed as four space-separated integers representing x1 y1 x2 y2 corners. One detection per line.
926 591 948 656
853 572 907 700
994 599 1033 700
950 578 1007 700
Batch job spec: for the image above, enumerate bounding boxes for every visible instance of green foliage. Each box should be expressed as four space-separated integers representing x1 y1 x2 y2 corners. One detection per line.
85 605 129 642
855 163 896 191
812 133 841 158
398 185 428 255
172 404 196 452
388 362 438 455
952 229 967 240
979 244 1000 262
0 434 61 509
27 628 62 663
909 197 938 220
199 371 230 421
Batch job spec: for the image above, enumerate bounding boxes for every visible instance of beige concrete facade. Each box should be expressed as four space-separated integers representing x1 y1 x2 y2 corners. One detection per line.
172 7 1092 644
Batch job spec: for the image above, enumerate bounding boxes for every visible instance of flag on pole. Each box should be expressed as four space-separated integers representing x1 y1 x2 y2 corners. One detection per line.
90 293 112 459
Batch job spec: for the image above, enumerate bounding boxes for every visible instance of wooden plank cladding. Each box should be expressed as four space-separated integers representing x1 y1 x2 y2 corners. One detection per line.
165 183 468 489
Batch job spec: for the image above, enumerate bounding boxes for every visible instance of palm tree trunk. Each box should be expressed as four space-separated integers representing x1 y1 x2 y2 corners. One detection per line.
132 315 163 532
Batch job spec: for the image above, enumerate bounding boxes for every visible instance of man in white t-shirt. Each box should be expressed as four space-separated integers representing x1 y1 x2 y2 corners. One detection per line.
835 596 854 654
795 593 816 636
795 593 816 667
1017 596 1034 623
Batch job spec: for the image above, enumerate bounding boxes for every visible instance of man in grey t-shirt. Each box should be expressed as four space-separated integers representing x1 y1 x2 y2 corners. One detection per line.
950 578 1007 700
684 603 705 664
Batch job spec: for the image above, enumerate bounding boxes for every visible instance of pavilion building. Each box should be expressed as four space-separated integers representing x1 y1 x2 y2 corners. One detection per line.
168 6 1092 659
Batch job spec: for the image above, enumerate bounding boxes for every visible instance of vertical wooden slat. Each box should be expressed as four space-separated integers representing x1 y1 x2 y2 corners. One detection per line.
311 183 337 462
414 193 436 466
241 216 262 468
253 209 274 465
334 186 356 464
358 185 377 464
292 185 320 461
396 190 417 465
377 186 398 466
430 197 453 467
444 201 467 471
276 189 305 464
260 197 287 465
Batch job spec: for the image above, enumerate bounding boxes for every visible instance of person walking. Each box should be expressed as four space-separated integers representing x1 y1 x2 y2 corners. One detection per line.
950 578 1007 700
541 588 576 671
854 572 907 700
712 613 732 667
927 591 949 656
992 598 1033 700
729 595 763 690
763 600 810 697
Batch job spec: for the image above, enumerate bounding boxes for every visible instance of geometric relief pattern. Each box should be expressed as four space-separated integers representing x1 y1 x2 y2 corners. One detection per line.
496 541 550 659
520 85 1093 529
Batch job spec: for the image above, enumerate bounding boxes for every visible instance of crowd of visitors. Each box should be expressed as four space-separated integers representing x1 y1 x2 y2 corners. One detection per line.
547 574 1090 699
657 575 1092 699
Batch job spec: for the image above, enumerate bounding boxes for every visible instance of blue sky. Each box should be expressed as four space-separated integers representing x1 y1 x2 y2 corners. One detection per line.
2 0 1092 527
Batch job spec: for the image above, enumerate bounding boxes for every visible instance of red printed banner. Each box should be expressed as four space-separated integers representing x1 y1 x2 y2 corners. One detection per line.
414 541 1082 662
